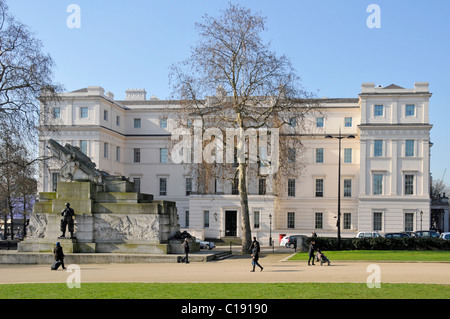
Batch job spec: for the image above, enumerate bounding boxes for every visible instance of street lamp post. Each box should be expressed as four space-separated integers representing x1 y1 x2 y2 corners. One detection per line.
326 129 355 250
420 210 423 232
269 214 272 247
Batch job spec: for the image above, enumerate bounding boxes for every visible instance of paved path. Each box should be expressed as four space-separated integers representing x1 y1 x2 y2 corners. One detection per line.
0 253 449 285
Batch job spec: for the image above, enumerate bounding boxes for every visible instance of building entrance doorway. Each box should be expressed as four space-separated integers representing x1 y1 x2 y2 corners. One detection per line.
225 210 237 236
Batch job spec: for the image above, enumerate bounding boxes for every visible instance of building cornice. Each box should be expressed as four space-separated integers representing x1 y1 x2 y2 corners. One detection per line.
358 123 433 129
39 125 171 139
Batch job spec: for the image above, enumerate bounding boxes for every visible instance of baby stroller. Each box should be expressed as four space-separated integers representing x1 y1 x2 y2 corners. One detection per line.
316 250 331 266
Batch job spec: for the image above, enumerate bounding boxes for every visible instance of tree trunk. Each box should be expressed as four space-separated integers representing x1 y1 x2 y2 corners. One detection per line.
2 212 6 240
8 199 14 240
23 195 27 237
238 162 252 253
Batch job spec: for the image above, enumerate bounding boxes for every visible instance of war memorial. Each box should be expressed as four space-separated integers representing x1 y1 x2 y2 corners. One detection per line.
9 140 200 263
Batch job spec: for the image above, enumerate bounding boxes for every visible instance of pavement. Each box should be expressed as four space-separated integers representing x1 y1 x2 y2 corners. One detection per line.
0 246 449 285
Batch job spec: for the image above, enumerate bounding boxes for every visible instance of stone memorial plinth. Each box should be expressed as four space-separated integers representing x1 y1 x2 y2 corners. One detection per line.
19 180 187 254
18 139 197 255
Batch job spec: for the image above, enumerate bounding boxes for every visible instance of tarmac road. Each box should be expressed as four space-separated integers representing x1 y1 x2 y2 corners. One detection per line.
0 252 449 285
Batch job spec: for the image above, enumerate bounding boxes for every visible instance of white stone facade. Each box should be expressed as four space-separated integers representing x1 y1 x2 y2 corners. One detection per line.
38 83 433 244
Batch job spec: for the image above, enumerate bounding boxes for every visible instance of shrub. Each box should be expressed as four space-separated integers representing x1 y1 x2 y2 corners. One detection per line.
304 236 450 251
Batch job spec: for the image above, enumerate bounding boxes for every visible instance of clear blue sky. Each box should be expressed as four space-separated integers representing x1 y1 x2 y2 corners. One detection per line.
6 0 450 186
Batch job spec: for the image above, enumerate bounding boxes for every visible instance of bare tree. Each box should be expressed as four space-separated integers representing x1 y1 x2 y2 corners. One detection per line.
0 0 61 162
431 178 450 198
0 134 36 239
170 4 319 253
14 152 37 238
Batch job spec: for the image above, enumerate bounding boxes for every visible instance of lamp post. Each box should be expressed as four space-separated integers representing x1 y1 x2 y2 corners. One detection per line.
269 214 272 247
420 210 423 232
326 129 355 250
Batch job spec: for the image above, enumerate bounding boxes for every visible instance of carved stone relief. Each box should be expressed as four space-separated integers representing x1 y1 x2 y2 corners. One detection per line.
94 214 160 241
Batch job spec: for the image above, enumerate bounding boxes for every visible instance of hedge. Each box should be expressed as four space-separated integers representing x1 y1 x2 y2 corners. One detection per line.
305 237 450 251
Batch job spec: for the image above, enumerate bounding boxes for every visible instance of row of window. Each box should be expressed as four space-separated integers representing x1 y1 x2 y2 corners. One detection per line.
59 139 169 164
373 140 415 157
373 104 416 117
315 148 353 163
54 106 354 131
52 107 170 130
286 212 352 229
53 106 336 129
53 107 92 120
373 173 415 195
158 176 351 198
317 140 415 163
103 144 169 163
287 178 352 197
286 211 417 232
133 117 168 129
54 173 414 198
310 104 418 129
76 140 414 166
186 210 417 232
287 173 416 197
134 177 190 197
314 139 416 164
53 104 418 128
312 117 353 128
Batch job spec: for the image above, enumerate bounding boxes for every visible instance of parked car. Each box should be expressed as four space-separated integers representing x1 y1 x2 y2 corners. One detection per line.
195 238 216 250
355 232 382 238
402 231 416 237
280 236 290 247
286 235 303 248
384 232 411 238
439 232 450 240
415 230 440 238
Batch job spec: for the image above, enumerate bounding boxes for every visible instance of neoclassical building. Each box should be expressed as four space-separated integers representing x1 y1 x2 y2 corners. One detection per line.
38 82 434 244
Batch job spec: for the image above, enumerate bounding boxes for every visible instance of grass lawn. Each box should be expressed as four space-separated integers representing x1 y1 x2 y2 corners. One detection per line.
0 250 448 300
0 282 449 299
289 250 450 262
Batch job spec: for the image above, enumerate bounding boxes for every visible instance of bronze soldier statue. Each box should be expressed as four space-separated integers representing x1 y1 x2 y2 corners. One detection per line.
59 203 75 239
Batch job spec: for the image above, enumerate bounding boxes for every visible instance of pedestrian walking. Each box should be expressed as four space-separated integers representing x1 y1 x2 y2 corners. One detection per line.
250 242 263 272
308 240 316 266
250 236 260 253
292 236 298 252
51 242 66 270
181 238 190 264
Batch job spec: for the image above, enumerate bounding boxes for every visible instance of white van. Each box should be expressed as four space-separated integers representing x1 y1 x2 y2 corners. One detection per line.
355 232 381 238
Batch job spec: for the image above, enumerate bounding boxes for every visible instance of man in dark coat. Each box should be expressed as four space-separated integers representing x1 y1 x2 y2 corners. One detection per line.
60 203 75 239
250 242 263 272
308 240 316 266
181 238 190 263
52 242 66 270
